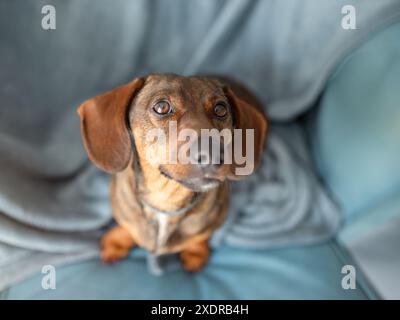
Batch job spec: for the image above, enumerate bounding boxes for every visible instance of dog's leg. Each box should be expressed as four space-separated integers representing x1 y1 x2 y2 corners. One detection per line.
100 225 136 263
180 239 210 272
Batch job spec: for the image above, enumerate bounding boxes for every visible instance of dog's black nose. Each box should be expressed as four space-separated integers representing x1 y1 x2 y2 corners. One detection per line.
195 152 211 166
193 150 223 168
187 136 225 168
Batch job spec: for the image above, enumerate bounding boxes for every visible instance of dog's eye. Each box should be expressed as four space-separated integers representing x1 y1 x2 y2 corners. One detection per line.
153 101 172 115
214 103 228 118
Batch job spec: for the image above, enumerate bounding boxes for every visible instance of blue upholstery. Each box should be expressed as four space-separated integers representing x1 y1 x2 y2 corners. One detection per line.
7 243 369 300
310 22 400 224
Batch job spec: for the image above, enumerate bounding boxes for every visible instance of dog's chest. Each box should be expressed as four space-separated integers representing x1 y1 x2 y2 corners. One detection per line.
112 174 228 254
145 209 208 254
153 213 170 249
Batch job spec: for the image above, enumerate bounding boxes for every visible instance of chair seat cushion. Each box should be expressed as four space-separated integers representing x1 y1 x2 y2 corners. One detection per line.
6 242 371 299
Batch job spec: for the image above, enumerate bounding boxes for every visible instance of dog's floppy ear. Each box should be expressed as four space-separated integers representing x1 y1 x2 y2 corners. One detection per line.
224 86 268 179
77 77 145 173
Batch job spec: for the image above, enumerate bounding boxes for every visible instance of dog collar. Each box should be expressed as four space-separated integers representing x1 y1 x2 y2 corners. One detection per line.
141 192 201 217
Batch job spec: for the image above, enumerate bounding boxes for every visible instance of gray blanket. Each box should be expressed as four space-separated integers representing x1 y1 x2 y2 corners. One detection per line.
1 0 399 289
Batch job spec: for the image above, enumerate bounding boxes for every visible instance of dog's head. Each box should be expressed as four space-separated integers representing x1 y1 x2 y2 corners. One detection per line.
78 74 267 192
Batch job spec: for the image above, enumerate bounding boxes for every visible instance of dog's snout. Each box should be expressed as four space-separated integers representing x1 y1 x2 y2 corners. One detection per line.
195 152 210 166
191 148 224 168
196 136 225 168
195 151 223 167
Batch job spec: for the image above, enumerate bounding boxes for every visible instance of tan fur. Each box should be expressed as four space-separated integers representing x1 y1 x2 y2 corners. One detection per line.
109 160 229 256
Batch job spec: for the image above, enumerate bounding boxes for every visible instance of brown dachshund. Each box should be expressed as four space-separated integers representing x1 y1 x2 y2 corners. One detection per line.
77 74 267 272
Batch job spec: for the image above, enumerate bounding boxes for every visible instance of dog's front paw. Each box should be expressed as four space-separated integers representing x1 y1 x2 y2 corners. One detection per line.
180 241 209 272
100 226 136 263
101 244 131 263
